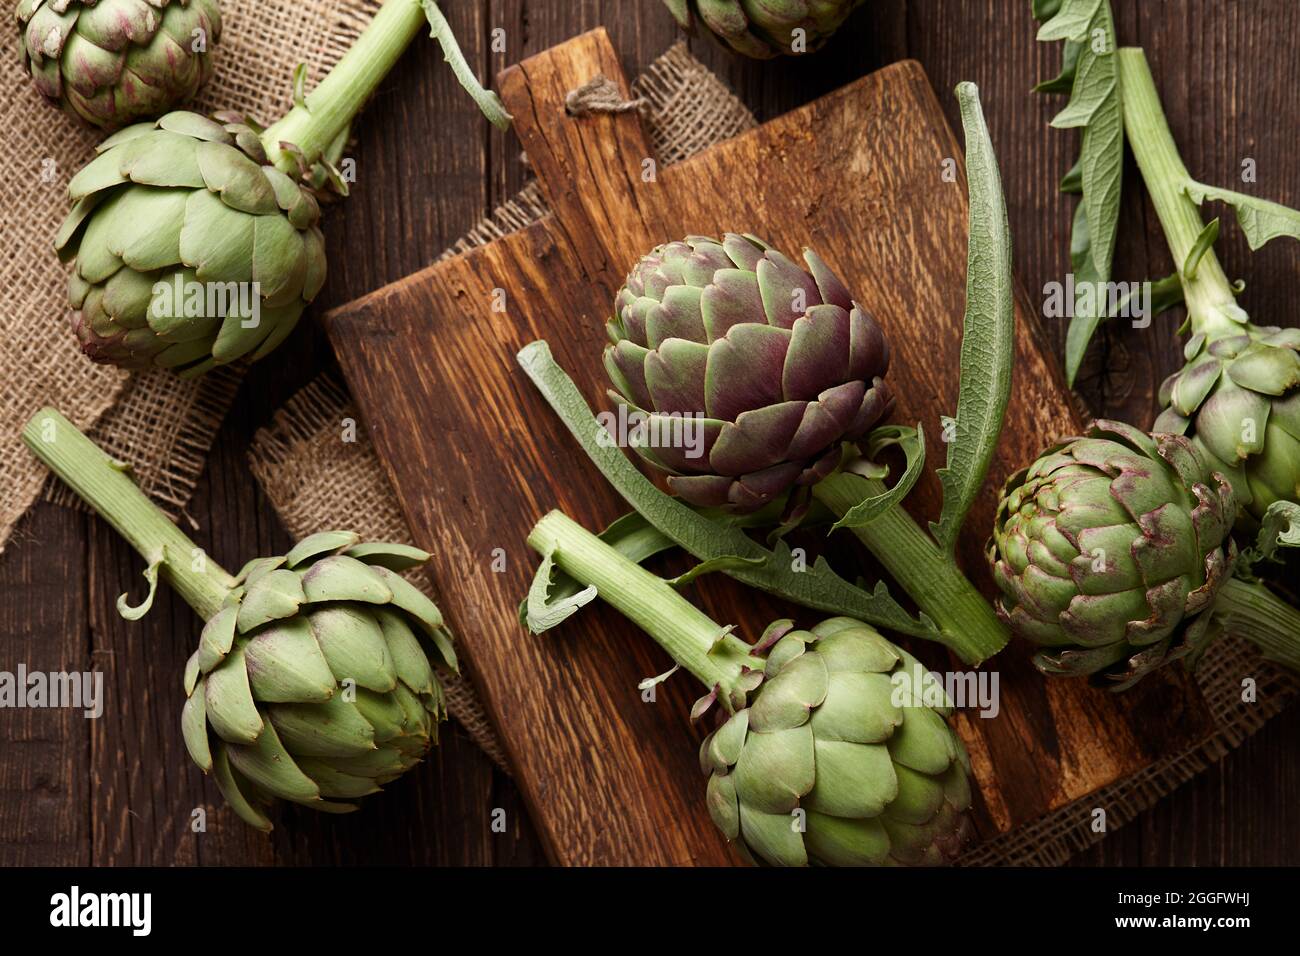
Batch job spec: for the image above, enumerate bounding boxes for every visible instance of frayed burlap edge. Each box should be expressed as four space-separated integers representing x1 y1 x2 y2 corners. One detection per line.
249 41 1293 863
0 1 383 554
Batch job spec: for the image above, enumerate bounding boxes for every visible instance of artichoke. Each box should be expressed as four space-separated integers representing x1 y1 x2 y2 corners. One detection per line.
182 530 455 831
52 0 511 375
526 509 972 867
56 111 326 376
987 419 1236 688
23 408 457 830
702 617 971 866
1155 323 1300 526
604 234 893 512
17 0 221 130
661 0 864 58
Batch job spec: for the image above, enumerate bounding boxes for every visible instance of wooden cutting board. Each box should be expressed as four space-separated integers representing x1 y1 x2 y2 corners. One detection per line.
323 29 1216 865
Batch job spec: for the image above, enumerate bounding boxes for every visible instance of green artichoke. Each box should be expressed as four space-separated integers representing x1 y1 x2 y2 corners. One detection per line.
604 234 893 512
24 408 459 831
182 530 456 831
661 0 865 58
55 110 326 376
702 616 971 866
987 419 1237 689
17 0 221 130
1155 322 1300 525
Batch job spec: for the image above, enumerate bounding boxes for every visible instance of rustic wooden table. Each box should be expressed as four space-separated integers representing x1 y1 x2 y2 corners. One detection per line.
3 0 1297 866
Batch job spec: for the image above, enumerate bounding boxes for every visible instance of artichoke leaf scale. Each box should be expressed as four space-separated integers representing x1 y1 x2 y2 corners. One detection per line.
300 554 394 605
737 804 808 867
756 250 822 328
117 130 205 188
306 605 398 693
235 567 306 632
885 704 959 776
210 744 273 831
194 139 279 215
242 616 336 703
747 651 828 732
802 811 891 866
803 738 898 818
732 723 815 814
180 676 211 771
179 188 255 282
203 642 265 744
266 694 377 758
708 323 793 416
225 719 322 804
807 671 899 743
782 304 852 399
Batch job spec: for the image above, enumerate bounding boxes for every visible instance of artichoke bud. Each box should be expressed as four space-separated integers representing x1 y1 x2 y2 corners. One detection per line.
605 234 894 513
181 531 457 831
1155 322 1300 525
664 0 865 58
56 109 328 376
701 617 972 866
17 0 223 130
987 420 1238 689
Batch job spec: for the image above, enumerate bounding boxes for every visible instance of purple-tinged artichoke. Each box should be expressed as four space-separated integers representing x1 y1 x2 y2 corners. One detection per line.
17 0 222 130
987 420 1237 689
604 234 894 513
661 0 865 59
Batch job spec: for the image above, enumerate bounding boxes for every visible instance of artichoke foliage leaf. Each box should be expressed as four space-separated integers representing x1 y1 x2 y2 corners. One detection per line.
517 340 938 640
1032 0 1126 386
1184 181 1300 251
929 84 1015 556
829 425 926 531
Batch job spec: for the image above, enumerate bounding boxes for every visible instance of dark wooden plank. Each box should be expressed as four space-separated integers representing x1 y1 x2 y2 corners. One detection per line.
0 504 91 866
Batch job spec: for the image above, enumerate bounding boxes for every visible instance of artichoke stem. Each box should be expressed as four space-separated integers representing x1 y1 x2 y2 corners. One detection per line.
261 0 429 174
1117 48 1240 337
527 510 758 706
812 474 1009 665
21 408 236 622
1216 577 1300 672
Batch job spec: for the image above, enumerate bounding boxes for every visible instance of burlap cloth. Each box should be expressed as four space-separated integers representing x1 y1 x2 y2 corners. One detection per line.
245 43 1296 863
0 0 384 552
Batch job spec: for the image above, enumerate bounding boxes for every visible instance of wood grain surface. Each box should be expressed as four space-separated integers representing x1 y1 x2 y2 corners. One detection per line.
2 0 1297 866
324 29 1217 865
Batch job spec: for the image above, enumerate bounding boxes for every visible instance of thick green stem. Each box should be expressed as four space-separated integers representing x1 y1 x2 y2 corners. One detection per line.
261 0 427 173
22 408 235 621
813 474 1008 665
1117 47 1240 337
1216 577 1300 672
528 511 757 702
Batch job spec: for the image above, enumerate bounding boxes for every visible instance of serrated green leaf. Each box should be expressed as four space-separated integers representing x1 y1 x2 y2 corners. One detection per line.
932 84 1015 556
1035 0 1124 384
1034 39 1081 94
525 542 597 633
830 425 926 531
1036 0 1101 42
1184 181 1300 250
